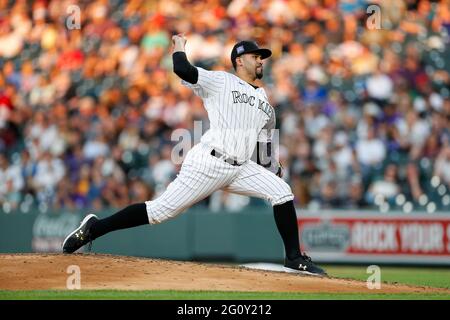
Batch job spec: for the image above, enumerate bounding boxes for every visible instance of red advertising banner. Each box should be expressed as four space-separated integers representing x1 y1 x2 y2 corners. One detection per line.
298 212 450 265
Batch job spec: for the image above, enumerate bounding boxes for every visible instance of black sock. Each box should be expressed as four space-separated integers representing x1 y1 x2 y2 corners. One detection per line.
273 200 302 260
90 203 149 240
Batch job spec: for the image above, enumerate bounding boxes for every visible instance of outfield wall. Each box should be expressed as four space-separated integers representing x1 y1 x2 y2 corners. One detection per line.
1 207 449 265
299 211 450 265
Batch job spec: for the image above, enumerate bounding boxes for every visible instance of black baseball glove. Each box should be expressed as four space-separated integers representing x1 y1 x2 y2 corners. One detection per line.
276 162 283 178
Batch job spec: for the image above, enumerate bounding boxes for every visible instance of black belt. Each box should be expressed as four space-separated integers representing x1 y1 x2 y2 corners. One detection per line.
210 149 243 166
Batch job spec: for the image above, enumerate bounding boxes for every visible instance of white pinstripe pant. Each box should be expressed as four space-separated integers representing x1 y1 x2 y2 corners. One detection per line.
145 143 294 224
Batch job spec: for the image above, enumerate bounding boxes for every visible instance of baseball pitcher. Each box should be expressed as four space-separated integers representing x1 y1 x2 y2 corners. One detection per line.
63 34 326 276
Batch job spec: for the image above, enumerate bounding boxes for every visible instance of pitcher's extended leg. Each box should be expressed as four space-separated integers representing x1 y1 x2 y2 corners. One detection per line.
145 158 236 224
63 146 236 253
90 203 149 239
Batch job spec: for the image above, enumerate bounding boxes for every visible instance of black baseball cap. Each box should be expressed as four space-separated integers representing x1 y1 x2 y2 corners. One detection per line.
230 41 272 65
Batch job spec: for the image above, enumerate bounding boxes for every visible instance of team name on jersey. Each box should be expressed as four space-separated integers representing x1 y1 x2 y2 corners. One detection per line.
231 90 273 118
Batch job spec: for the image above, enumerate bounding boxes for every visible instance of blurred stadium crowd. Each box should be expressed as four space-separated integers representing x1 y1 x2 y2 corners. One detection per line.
0 0 449 214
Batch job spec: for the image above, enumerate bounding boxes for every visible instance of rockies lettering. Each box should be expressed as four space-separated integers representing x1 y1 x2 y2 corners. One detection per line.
231 90 273 118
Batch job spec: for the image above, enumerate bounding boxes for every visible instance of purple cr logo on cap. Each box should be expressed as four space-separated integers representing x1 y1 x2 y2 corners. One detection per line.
236 45 244 54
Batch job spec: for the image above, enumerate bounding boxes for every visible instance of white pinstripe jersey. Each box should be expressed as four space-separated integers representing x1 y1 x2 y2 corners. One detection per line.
182 67 276 163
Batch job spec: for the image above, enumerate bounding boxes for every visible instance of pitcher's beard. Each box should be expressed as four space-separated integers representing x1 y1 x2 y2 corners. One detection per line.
256 69 263 79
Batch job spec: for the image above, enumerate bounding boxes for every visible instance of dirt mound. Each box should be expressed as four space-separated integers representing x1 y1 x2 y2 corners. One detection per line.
0 253 445 293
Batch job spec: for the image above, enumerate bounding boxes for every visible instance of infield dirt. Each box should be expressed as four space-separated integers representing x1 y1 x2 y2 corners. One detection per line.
0 253 447 293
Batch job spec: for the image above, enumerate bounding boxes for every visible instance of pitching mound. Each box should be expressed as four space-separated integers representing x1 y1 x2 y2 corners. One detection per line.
0 253 445 293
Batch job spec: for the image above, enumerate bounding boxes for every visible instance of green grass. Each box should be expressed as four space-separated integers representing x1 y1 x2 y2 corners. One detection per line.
1 265 449 300
0 290 449 300
322 265 450 289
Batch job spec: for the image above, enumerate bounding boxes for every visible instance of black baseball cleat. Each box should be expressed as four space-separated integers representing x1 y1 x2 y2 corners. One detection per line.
62 214 98 253
284 253 328 277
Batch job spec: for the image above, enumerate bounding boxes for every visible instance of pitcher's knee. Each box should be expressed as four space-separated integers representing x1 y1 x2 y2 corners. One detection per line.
270 182 294 206
145 200 185 225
